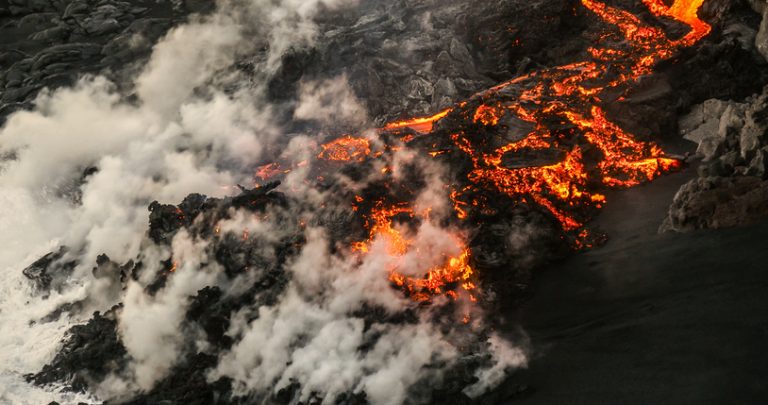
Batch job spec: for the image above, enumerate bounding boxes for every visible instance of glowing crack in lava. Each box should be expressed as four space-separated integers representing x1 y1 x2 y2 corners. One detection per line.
318 135 372 162
265 1 710 302
350 200 477 303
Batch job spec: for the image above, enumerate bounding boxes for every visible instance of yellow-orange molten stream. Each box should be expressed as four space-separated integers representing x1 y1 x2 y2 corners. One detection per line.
351 202 476 302
383 109 452 134
445 0 708 231
642 0 710 45
312 0 710 302
318 136 372 162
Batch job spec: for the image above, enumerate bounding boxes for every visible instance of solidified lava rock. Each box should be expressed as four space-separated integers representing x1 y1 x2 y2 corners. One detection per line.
29 308 127 393
22 247 67 291
0 0 195 125
661 176 768 231
148 193 209 245
120 353 235 405
14 0 768 403
27 180 514 404
22 246 76 292
29 185 299 403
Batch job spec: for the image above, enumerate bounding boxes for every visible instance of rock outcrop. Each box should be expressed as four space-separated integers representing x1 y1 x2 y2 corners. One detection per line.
756 0 768 61
662 85 768 232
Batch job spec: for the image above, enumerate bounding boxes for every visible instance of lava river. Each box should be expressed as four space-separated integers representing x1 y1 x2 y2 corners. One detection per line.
257 0 711 304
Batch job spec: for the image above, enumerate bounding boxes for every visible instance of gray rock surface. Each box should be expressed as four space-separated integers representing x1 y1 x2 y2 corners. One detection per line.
0 0 190 124
748 0 766 14
679 98 729 145
661 176 768 232
663 85 768 232
757 4 768 61
663 1 768 234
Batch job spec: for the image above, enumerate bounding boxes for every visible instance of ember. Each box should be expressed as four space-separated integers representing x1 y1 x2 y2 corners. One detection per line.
351 199 477 301
254 162 283 180
317 135 372 162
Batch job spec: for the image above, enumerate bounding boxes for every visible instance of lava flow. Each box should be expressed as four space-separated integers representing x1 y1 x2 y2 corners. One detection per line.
262 0 711 303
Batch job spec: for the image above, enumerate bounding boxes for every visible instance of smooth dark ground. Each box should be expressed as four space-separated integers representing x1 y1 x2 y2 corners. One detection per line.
507 165 768 404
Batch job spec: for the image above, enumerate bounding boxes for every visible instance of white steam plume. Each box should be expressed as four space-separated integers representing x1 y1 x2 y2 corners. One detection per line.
0 0 527 402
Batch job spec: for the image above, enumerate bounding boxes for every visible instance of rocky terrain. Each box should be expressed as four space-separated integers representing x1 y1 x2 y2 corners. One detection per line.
0 0 210 124
658 1 768 231
1 0 576 127
2 0 768 404
662 84 768 231
26 183 526 404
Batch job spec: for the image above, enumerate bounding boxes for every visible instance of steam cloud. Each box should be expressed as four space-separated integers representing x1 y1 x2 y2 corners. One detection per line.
0 0 527 403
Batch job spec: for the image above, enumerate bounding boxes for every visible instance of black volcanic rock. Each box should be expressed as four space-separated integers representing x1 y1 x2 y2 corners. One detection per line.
30 307 127 393
148 193 211 244
148 200 188 244
22 247 65 291
28 174 514 404
0 0 190 124
22 246 76 292
657 4 768 232
29 185 301 402
119 353 235 405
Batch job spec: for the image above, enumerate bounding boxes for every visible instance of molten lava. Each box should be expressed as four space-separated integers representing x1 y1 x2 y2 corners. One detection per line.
351 200 476 302
431 0 704 233
287 1 709 303
255 162 283 181
318 135 372 162
383 109 452 134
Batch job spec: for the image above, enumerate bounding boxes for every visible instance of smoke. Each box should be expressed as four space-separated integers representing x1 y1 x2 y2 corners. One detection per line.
463 333 528 398
210 226 458 405
237 0 360 74
136 14 243 117
294 75 369 127
0 0 341 271
0 0 527 402
0 190 96 403
119 229 222 390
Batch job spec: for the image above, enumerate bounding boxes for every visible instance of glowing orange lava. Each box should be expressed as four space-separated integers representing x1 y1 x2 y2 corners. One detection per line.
473 104 503 126
437 0 701 233
302 0 709 302
318 135 371 162
391 248 475 303
383 109 452 134
352 200 476 302
255 162 283 180
386 0 703 298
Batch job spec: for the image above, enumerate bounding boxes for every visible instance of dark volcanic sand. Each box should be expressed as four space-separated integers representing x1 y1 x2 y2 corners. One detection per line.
507 165 768 404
